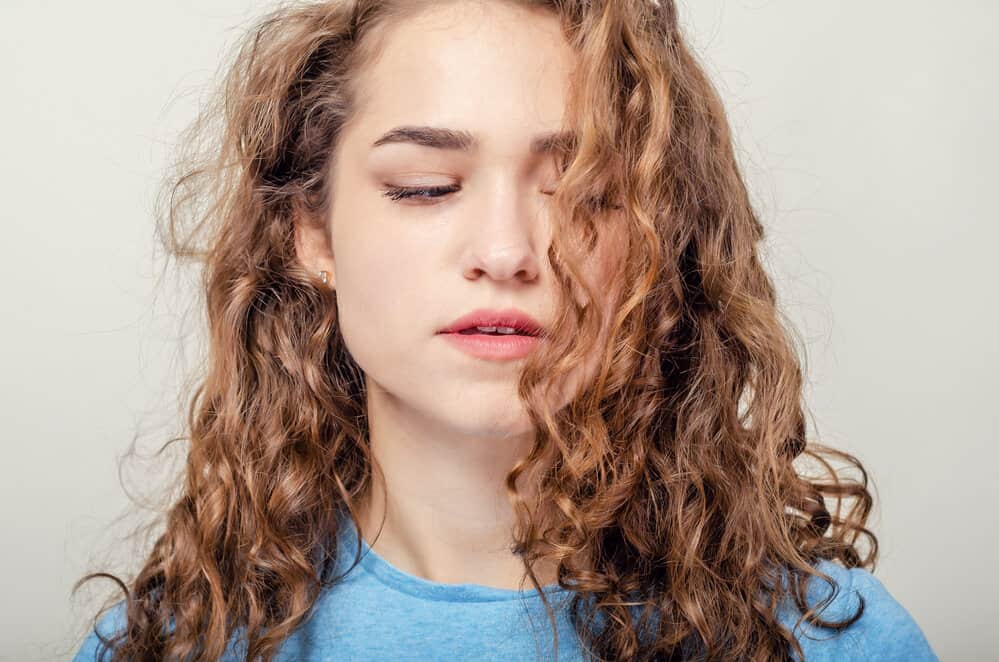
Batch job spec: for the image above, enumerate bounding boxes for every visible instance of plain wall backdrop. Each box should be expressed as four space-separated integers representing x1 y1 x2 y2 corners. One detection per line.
1 1 995 659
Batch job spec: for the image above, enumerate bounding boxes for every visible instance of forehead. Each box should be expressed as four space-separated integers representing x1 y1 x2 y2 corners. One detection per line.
350 2 577 156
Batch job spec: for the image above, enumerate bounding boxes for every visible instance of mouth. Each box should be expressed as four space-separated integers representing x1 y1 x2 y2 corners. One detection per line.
437 307 545 337
449 327 537 337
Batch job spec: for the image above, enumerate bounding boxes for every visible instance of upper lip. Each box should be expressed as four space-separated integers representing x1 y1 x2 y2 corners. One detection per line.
438 307 545 336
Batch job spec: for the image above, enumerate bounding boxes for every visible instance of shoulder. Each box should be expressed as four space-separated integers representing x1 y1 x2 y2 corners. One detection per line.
72 600 128 662
777 559 939 662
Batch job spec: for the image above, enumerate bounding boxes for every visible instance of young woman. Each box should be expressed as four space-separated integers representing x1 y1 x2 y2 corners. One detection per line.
72 1 937 660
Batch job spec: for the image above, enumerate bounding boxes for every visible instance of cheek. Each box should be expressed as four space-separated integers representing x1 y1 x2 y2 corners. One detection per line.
331 224 462 408
331 230 421 369
330 193 430 329
575 222 626 314
549 227 625 408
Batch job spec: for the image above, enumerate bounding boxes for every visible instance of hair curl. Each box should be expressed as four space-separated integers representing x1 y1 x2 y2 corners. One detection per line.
73 1 878 660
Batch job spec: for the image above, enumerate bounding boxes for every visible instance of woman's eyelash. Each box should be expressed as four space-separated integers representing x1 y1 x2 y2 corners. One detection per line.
380 184 621 210
382 184 460 201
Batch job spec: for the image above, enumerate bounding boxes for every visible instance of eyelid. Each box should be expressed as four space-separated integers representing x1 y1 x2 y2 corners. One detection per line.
381 183 460 202
379 183 617 209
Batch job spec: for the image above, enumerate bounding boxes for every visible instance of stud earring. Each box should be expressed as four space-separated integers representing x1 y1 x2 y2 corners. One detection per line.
319 270 329 285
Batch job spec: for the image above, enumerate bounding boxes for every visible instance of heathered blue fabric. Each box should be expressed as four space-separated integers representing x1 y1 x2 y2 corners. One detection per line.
73 511 938 661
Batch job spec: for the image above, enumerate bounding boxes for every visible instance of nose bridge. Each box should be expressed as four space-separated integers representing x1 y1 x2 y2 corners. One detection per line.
463 167 542 282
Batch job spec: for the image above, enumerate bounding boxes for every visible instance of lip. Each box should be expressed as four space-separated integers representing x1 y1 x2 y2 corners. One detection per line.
438 332 541 361
437 307 544 336
437 307 545 362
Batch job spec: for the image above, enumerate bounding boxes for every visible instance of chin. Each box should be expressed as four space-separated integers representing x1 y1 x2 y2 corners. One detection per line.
442 403 535 441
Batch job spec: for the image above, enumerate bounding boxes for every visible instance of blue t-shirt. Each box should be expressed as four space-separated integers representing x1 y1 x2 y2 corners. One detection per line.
73 512 938 661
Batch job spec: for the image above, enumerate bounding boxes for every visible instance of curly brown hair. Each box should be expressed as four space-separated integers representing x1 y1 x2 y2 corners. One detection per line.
73 1 878 660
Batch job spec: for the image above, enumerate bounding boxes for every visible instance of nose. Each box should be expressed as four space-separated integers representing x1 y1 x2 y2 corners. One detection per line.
460 174 544 283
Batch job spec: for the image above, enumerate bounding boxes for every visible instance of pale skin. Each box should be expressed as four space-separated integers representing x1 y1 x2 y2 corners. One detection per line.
294 1 621 590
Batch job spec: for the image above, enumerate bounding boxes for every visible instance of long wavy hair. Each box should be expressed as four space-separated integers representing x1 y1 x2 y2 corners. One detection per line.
73 0 878 660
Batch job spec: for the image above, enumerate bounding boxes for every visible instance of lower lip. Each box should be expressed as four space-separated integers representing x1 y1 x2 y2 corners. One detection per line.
438 332 541 361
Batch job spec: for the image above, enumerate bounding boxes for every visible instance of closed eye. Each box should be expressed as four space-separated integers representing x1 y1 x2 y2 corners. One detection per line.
381 184 461 202
381 184 621 210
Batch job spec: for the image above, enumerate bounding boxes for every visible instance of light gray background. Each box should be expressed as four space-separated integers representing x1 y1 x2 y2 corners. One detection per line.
2 1 995 660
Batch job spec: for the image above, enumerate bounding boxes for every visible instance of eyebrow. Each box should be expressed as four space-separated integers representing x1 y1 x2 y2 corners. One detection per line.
370 125 578 155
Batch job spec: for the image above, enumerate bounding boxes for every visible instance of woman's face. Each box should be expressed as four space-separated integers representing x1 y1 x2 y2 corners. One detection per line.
308 1 620 440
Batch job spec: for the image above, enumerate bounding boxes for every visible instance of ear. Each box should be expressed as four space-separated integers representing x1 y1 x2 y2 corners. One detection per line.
293 213 336 288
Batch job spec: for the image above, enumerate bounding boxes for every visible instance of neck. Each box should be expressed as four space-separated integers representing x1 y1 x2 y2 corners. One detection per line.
352 381 559 590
